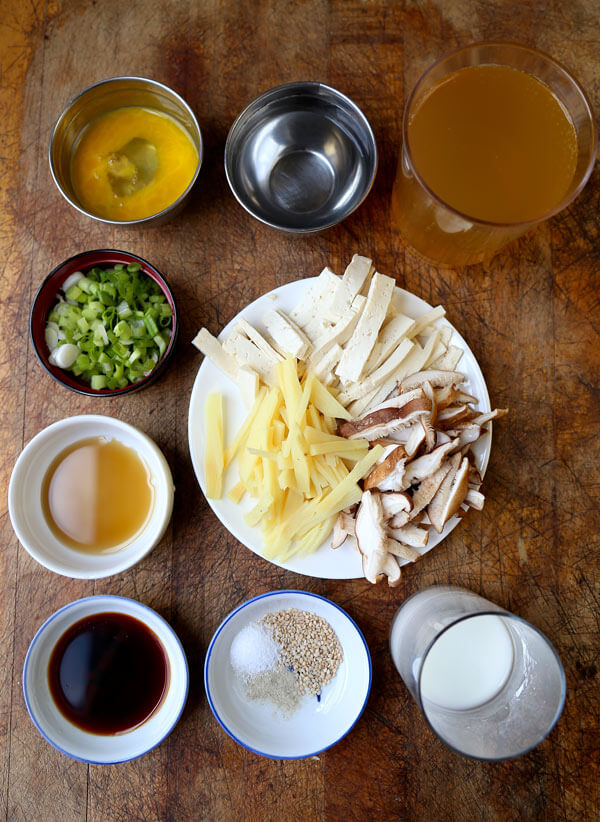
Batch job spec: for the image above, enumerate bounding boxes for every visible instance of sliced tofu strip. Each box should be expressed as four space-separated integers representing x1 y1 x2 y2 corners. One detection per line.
422 333 449 369
237 367 260 408
335 272 396 383
311 343 344 385
262 309 311 359
235 317 284 362
328 254 374 320
192 328 239 382
224 331 277 385
290 267 339 340
362 313 416 375
429 344 464 371
439 325 453 347
351 331 441 417
307 295 366 369
337 338 414 406
404 305 445 338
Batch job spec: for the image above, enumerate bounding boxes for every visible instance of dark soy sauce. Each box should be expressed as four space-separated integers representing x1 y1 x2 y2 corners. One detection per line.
48 612 169 734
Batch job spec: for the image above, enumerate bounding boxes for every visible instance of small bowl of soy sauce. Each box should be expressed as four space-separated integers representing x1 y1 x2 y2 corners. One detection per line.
23 596 188 763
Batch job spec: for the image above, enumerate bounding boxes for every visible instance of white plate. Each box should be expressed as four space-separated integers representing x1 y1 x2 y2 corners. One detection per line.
204 590 371 758
188 278 491 579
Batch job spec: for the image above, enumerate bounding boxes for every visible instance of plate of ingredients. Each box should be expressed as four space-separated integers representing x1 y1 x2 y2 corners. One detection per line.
188 255 507 583
204 590 371 758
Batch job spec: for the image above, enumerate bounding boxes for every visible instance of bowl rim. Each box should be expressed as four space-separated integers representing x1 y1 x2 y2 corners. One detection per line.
23 595 189 764
49 75 203 226
8 413 174 578
224 80 378 233
30 248 178 397
203 589 372 759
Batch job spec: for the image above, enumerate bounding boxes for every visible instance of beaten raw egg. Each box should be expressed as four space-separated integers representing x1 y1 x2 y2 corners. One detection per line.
70 106 198 221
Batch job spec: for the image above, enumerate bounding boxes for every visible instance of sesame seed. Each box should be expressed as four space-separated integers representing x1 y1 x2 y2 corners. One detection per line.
260 609 343 697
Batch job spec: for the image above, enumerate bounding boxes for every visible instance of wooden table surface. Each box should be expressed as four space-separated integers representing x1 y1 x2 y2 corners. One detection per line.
1 1 599 820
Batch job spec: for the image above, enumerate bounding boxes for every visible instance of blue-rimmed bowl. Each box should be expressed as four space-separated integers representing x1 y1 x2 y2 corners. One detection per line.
204 590 371 759
23 596 188 763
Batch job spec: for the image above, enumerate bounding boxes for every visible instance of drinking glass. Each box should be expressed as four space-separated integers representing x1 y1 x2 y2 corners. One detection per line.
392 43 597 267
389 586 566 760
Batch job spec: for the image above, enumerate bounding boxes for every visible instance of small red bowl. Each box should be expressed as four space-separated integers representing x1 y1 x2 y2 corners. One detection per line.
30 250 178 397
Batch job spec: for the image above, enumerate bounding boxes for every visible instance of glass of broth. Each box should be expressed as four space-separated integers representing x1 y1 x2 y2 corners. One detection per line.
392 43 597 267
389 586 566 760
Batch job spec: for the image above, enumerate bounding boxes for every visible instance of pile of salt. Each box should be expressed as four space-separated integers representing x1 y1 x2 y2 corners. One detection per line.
229 622 280 677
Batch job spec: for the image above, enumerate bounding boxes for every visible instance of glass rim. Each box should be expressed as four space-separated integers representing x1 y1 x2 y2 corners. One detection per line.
416 609 567 762
402 41 598 229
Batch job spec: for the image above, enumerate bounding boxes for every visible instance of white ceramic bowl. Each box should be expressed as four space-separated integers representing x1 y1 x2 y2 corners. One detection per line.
8 415 174 578
23 595 188 763
204 590 371 759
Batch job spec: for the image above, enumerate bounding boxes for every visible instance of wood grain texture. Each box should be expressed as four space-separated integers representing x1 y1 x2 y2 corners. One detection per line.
0 0 598 820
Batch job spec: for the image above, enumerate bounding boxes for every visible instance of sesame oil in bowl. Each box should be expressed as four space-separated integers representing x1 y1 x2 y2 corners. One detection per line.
41 436 155 554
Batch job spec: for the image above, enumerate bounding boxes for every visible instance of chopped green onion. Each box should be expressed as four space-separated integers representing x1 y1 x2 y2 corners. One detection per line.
45 263 173 391
114 320 132 341
144 314 159 337
65 284 82 301
91 375 107 390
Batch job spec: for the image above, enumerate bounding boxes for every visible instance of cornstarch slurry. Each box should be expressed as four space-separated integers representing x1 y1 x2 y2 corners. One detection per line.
229 608 343 717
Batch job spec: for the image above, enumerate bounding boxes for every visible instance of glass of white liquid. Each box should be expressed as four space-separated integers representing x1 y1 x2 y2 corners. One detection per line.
389 586 566 760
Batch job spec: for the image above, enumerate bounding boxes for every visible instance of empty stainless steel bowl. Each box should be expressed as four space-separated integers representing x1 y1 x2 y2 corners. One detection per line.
225 82 377 233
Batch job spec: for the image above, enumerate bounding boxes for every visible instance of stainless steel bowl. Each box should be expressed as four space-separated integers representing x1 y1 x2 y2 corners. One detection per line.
49 76 203 227
225 82 377 233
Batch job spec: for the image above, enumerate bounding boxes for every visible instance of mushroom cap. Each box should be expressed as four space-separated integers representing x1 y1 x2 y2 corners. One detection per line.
380 553 402 587
379 491 413 516
401 439 458 490
337 389 431 440
388 511 410 528
434 384 477 410
436 404 472 428
453 424 483 451
387 523 429 548
363 445 407 491
404 425 427 456
409 459 454 518
471 408 509 426
401 370 466 392
386 538 420 563
331 510 356 549
354 490 389 584
366 388 426 415
465 488 485 510
420 380 437 450
427 455 470 533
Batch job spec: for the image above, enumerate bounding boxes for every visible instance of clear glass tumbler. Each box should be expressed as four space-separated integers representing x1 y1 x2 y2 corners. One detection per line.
389 585 566 760
392 43 597 267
